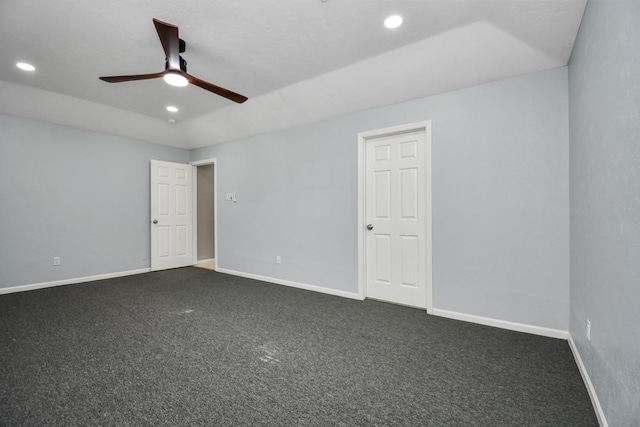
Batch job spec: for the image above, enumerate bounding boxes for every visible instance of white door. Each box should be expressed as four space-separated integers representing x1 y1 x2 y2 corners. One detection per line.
150 160 194 271
365 130 428 308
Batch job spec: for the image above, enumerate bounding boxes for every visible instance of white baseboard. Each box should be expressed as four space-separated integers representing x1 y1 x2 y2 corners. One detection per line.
568 334 608 427
0 268 151 295
215 267 363 301
196 258 215 264
213 269 568 340
431 308 568 339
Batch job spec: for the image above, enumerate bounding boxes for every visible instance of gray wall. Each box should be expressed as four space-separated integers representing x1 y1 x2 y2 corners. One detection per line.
197 164 215 260
0 114 189 289
191 67 570 331
568 0 640 425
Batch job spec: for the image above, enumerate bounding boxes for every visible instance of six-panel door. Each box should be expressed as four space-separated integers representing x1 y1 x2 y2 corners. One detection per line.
365 130 427 308
150 160 194 271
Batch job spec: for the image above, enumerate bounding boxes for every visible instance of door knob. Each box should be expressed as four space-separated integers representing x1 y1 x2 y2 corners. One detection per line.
366 224 373 230
153 220 158 224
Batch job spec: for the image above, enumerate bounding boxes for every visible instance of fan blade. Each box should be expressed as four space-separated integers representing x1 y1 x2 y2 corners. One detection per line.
187 74 248 103
99 72 165 83
153 18 180 70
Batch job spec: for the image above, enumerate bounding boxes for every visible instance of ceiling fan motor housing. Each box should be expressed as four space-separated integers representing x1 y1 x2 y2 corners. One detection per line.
165 56 187 73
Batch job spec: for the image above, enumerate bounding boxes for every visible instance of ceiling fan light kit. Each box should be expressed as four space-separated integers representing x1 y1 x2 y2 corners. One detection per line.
99 18 248 103
163 71 188 87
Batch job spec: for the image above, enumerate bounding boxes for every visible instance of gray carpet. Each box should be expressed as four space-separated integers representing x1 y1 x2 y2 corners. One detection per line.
1 267 597 426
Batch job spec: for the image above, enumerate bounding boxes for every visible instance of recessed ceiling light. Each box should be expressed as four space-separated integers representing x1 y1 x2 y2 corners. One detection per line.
384 15 403 29
16 62 35 71
166 106 179 113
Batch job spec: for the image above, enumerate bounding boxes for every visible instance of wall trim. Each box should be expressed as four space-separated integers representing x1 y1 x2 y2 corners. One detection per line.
568 334 609 427
0 268 151 295
196 258 215 264
216 267 363 301
432 308 568 339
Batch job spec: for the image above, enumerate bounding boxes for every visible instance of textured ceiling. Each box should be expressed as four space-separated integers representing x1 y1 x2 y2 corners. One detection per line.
0 0 586 149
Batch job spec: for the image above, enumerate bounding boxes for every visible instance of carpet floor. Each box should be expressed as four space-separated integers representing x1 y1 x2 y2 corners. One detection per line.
0 267 598 426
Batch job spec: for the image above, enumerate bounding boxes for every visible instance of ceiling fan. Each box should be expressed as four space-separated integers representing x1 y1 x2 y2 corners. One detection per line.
99 18 248 104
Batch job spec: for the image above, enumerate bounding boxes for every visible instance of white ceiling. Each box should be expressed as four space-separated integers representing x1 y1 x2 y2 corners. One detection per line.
0 0 586 149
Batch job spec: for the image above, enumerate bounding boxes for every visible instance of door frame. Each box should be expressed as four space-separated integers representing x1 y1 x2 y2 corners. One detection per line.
190 157 218 270
357 121 433 313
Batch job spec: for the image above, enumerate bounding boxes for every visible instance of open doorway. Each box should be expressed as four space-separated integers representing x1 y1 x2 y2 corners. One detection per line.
191 158 217 271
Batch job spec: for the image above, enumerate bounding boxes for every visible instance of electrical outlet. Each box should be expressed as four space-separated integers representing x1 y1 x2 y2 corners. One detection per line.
53 256 61 266
276 256 281 264
587 319 591 341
